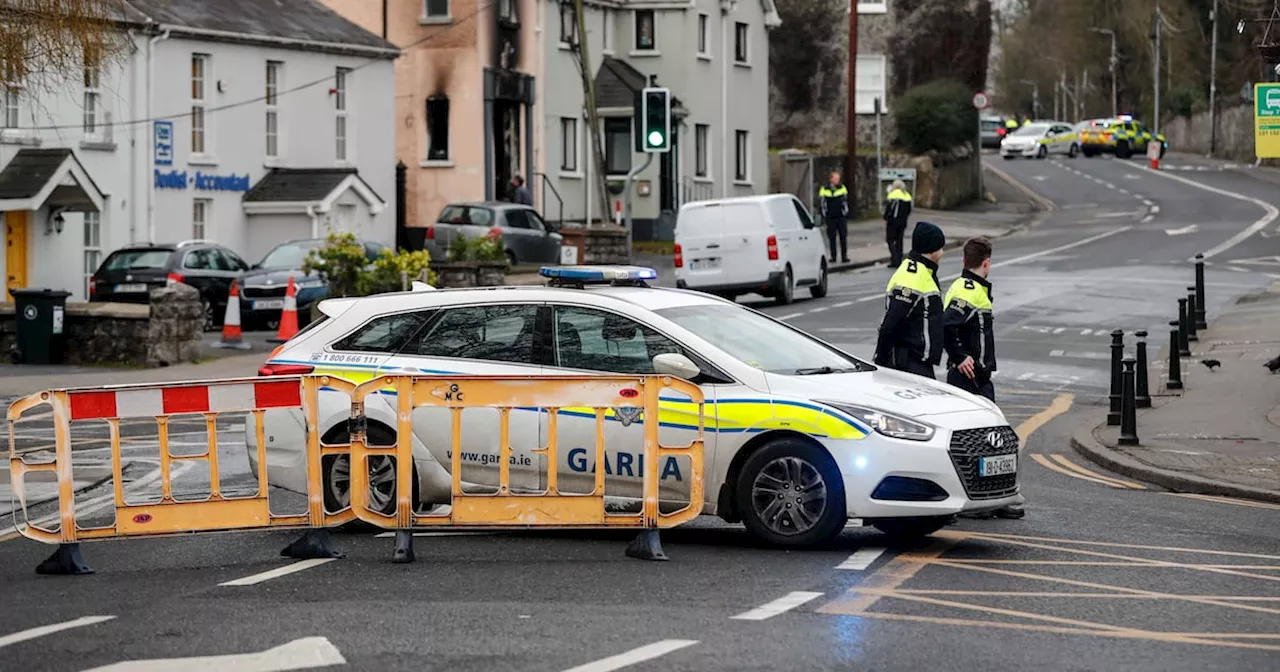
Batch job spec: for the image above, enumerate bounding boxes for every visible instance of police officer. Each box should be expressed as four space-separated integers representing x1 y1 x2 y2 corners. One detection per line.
883 179 912 268
874 222 945 378
818 171 850 263
943 237 1026 520
1004 116 1019 132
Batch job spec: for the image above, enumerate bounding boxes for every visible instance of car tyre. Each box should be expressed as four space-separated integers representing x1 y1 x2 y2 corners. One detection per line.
736 437 846 548
872 516 951 541
505 250 518 267
1082 147 1098 158
1036 145 1047 159
1068 143 1079 158
1001 155 1014 160
322 425 416 516
774 266 795 306
1116 141 1132 159
809 261 828 299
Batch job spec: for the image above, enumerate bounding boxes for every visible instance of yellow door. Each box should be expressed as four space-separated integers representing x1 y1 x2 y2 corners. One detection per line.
5 211 28 301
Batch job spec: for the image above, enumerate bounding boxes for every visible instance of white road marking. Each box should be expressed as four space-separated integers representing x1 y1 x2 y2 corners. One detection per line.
807 306 830 314
83 637 346 672
1092 212 1138 219
836 546 887 570
1150 205 1161 214
562 640 699 672
1135 164 1280 260
1228 266 1249 273
832 301 853 308
1052 327 1065 334
731 592 824 621
1141 215 1155 224
777 312 804 320
1118 188 1130 194
989 226 1134 270
219 559 336 587
855 294 882 303
1165 225 1198 236
1048 350 1110 360
2 462 187 540
0 616 116 650
372 531 496 538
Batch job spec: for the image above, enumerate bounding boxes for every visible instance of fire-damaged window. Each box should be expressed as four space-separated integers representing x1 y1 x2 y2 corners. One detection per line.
497 0 517 24
426 95 450 161
559 2 576 45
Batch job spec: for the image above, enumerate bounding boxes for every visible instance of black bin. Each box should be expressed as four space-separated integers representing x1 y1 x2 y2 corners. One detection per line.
10 289 72 365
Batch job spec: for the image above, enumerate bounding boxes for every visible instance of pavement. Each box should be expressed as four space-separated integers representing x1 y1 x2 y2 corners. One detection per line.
2 150 1280 670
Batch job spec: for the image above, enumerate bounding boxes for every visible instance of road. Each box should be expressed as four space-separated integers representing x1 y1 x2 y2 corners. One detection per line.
2 153 1279 671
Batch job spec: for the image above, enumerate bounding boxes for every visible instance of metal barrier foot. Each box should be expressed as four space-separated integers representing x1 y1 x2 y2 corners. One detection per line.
625 530 669 561
391 529 415 564
35 543 94 576
281 530 344 560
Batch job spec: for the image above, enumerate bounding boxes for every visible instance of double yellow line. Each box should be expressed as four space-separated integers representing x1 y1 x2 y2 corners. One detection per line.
1030 453 1147 490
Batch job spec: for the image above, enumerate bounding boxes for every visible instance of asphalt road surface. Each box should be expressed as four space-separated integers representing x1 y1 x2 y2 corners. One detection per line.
3 153 1280 671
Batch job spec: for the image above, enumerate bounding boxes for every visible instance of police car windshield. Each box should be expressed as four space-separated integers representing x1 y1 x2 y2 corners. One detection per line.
1011 123 1050 136
655 304 869 375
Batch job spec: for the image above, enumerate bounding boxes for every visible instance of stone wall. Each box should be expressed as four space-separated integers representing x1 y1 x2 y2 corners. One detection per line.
1162 105 1262 164
771 146 980 215
0 283 204 367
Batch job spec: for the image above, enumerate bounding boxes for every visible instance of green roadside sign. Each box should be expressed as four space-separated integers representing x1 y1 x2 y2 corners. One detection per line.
1255 83 1280 158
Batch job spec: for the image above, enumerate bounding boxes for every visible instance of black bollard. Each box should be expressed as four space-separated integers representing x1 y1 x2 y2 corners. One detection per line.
1194 254 1208 329
1166 321 1183 390
1186 287 1198 342
1119 357 1140 446
1108 329 1124 426
1177 298 1191 357
1135 330 1152 408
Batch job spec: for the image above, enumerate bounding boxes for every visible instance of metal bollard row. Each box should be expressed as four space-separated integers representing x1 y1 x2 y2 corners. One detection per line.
1108 330 1124 426
1118 357 1140 446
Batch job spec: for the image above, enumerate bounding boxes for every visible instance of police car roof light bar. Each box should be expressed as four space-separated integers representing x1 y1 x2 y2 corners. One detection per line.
539 265 659 288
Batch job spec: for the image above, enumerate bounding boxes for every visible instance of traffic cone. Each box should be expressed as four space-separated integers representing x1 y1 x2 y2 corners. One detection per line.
212 280 251 350
270 276 299 344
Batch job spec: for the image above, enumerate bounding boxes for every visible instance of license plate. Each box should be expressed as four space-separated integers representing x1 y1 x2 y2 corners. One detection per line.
979 454 1017 477
114 283 147 293
253 300 285 310
690 258 721 270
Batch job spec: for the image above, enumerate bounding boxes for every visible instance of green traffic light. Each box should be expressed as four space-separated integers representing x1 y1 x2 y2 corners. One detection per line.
647 130 665 147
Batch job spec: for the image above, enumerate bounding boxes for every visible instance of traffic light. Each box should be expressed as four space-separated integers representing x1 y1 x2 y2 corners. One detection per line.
638 87 671 153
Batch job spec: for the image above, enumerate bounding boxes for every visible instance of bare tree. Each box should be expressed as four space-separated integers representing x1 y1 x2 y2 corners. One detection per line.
0 0 131 91
568 0 611 225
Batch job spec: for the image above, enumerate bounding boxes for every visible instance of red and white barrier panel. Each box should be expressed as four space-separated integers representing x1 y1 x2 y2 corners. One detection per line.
66 379 302 421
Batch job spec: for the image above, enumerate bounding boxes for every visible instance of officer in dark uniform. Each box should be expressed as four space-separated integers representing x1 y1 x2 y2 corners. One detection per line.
943 236 1026 520
874 222 946 378
818 171 850 263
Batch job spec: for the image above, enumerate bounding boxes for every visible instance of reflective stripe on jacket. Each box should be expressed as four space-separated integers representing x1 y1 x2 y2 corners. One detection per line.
943 270 997 377
874 253 944 370
818 184 849 219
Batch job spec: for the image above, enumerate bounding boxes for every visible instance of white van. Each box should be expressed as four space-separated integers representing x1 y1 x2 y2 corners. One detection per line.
673 194 828 305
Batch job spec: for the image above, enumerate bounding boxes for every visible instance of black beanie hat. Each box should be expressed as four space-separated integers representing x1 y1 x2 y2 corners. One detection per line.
912 221 945 254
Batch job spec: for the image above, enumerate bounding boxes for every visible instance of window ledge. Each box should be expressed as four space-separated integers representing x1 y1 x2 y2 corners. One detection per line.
691 176 713 184
734 60 752 69
558 42 575 51
733 180 753 187
264 157 282 168
0 132 40 147
629 49 660 58
189 154 219 166
79 139 116 152
419 15 454 25
558 170 583 180
420 159 454 168
696 53 712 62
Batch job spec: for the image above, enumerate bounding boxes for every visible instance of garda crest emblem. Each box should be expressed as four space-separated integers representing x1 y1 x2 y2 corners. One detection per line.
613 405 643 427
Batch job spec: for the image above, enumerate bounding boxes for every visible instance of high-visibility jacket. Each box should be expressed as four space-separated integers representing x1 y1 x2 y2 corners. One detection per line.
874 252 944 370
1004 118 1019 129
818 183 849 220
943 270 996 382
883 188 912 232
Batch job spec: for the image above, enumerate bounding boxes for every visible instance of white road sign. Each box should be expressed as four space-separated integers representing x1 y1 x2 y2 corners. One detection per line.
973 92 989 110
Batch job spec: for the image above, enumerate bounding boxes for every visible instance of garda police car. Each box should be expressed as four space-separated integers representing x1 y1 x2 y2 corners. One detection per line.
248 266 1020 547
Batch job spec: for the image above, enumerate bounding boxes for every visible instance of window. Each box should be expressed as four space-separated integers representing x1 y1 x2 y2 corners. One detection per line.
497 0 517 23
415 305 540 365
634 9 655 50
734 130 748 182
334 312 433 353
212 249 249 272
506 210 532 229
83 212 101 298
559 2 576 45
560 117 577 172
82 48 101 136
426 95 449 161
265 61 281 158
1 86 18 129
335 67 350 161
856 0 889 14
734 22 748 63
423 0 449 18
792 199 816 229
191 54 208 154
602 9 612 52
192 199 210 239
604 118 631 175
694 124 708 177
854 55 887 114
697 14 708 55
183 249 214 270
552 306 682 374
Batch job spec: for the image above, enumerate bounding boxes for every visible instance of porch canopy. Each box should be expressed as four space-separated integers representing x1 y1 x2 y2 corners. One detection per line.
0 148 106 213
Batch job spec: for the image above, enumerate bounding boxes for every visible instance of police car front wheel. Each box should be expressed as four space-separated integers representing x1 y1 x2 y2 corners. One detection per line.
736 437 846 547
322 425 415 516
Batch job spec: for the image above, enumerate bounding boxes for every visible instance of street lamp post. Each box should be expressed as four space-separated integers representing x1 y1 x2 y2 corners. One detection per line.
1090 27 1118 117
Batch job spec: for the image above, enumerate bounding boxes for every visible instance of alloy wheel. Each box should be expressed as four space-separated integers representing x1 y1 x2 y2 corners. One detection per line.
749 456 828 536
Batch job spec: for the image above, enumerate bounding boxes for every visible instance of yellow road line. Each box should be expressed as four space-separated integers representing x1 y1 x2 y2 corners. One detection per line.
1050 454 1147 489
891 590 1280 601
816 538 957 614
1014 393 1074 447
929 560 1280 569
1031 454 1122 488
949 530 1280 561
1167 493 1280 510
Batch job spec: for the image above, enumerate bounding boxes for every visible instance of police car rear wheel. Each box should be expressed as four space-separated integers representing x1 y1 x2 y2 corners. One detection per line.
871 516 949 540
737 438 846 547
322 426 411 515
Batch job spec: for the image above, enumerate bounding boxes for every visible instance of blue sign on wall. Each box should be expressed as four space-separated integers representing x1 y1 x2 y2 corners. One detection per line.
154 169 251 192
153 121 173 166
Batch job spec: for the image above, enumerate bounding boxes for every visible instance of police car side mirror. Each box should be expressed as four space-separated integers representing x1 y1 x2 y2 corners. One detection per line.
653 353 701 380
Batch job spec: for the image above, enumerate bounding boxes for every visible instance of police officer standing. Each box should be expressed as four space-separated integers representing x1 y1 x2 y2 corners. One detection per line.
942 237 1026 519
883 179 912 268
874 222 946 378
818 171 850 263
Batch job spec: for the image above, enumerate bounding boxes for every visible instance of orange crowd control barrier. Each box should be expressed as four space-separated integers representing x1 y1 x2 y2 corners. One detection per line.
6 373 705 574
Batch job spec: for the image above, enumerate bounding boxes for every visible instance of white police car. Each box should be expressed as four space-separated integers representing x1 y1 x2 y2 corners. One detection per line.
249 266 1020 547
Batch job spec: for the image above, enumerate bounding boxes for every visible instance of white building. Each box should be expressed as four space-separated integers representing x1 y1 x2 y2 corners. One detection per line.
0 0 398 302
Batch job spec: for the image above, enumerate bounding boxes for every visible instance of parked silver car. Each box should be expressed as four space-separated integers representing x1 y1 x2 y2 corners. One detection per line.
426 202 563 266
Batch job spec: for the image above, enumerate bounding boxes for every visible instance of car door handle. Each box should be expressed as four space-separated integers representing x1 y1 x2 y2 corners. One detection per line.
706 244 720 249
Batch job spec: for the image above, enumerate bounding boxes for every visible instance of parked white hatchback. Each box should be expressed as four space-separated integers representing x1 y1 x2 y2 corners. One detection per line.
673 194 828 305
248 266 1021 548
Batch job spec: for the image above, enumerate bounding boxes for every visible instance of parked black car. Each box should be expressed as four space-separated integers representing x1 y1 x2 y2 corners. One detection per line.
238 237 390 330
89 241 251 331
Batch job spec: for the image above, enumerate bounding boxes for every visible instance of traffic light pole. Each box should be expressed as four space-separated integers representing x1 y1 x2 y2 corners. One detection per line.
622 153 655 256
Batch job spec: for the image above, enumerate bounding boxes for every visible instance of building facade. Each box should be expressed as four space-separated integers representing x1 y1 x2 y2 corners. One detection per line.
0 0 397 302
853 0 893 146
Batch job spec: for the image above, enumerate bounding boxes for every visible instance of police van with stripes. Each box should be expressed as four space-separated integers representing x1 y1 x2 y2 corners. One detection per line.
249 266 1021 547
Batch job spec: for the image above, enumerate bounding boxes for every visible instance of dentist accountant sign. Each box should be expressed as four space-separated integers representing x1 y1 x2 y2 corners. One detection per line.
152 119 251 192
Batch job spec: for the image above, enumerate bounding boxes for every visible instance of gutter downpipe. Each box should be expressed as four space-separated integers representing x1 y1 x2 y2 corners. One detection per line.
307 205 319 238
720 1 734 198
146 28 171 244
127 29 139 244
